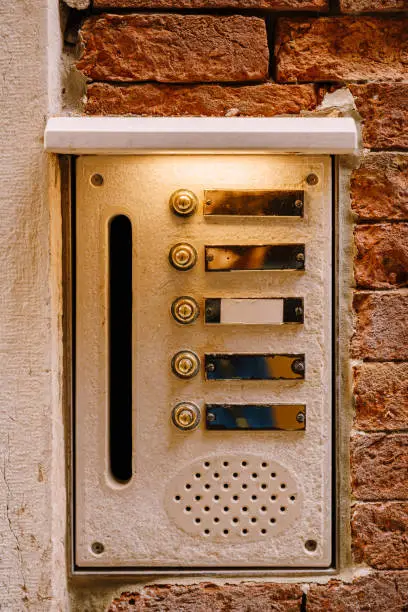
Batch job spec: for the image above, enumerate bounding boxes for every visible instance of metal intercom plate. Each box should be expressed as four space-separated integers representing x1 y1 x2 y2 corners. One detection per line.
75 155 333 570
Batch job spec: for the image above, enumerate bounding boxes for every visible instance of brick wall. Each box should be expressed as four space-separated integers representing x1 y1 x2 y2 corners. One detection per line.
74 2 408 608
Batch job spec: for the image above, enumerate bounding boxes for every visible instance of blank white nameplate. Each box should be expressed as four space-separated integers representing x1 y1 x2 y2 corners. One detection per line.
205 298 304 325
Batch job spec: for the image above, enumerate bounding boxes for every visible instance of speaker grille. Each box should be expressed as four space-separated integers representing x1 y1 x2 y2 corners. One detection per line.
165 455 301 542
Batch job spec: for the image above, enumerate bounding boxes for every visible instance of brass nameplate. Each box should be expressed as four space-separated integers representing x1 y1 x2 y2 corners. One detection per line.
204 190 304 217
206 404 306 430
205 245 305 272
205 354 305 381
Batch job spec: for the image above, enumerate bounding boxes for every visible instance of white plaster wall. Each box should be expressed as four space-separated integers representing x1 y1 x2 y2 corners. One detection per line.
0 1 67 610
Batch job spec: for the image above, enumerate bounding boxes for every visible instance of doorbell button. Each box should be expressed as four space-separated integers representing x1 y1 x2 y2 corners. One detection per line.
172 350 200 379
170 189 198 217
171 402 201 431
171 296 200 325
169 243 197 271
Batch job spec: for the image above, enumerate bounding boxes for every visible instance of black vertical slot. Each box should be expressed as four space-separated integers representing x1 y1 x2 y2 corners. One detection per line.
109 215 133 483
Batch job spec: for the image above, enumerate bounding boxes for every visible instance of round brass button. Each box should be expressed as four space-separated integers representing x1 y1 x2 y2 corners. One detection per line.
170 189 198 217
171 402 201 431
169 243 197 271
172 350 200 379
171 296 200 325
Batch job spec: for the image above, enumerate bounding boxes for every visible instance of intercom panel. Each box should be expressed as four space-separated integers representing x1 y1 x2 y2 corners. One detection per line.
75 155 333 569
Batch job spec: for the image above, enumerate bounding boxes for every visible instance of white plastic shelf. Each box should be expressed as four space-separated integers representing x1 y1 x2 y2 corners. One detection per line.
44 116 358 155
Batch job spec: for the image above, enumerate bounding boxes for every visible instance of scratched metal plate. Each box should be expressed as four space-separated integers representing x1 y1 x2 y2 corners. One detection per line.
76 154 333 569
204 190 304 217
206 404 306 431
205 245 305 272
205 354 305 381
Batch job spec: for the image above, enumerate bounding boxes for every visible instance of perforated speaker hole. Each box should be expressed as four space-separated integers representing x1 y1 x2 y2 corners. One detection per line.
165 455 301 542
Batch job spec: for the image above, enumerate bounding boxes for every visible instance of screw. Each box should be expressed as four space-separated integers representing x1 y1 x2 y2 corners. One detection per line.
207 412 216 422
91 541 104 555
206 363 216 373
90 173 104 187
295 306 303 317
294 199 303 209
206 254 214 263
305 539 317 552
296 412 305 423
179 357 193 374
296 252 305 263
292 359 305 374
306 173 319 186
180 304 192 317
206 200 212 206
178 409 194 426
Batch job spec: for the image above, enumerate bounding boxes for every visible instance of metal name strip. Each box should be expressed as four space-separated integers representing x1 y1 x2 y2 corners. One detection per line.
205 298 304 325
205 354 305 381
206 404 306 431
205 245 305 272
204 190 304 217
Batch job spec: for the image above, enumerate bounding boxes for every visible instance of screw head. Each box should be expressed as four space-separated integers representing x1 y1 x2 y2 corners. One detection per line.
207 412 216 422
292 359 305 375
172 350 200 379
169 243 197 271
306 173 319 186
171 296 200 325
294 199 303 209
172 402 201 431
296 252 305 263
295 306 303 317
296 411 305 423
91 541 104 555
170 189 198 217
90 173 104 187
305 539 318 552
206 362 216 373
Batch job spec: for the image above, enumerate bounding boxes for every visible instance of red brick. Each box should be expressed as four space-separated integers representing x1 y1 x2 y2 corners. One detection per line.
108 583 303 611
351 434 408 500
85 82 319 117
354 363 408 431
350 84 408 150
351 292 408 361
308 574 408 611
95 0 328 8
275 17 408 83
351 154 408 220
352 502 408 569
77 14 268 83
340 0 408 11
354 224 408 289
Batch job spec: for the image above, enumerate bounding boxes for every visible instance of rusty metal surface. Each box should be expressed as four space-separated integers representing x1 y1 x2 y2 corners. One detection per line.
205 245 305 271
204 190 304 217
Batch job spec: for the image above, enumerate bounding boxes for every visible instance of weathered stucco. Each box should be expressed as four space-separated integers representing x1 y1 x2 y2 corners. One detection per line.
0 1 67 609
